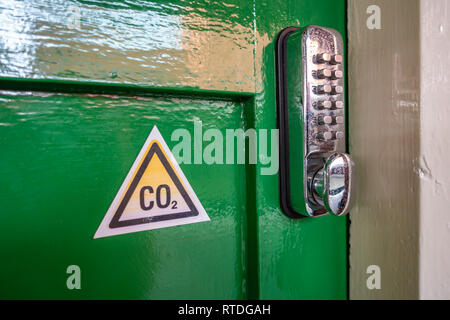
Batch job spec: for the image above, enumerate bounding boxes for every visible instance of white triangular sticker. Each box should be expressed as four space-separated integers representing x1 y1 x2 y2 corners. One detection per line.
94 126 210 239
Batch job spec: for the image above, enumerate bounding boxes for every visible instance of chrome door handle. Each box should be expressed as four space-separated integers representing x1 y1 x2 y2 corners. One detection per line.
312 153 355 216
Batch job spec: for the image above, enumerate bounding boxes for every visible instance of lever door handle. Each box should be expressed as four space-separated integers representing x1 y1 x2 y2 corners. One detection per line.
312 152 356 216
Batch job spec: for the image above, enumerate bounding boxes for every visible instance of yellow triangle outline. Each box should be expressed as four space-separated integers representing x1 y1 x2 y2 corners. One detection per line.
94 126 210 239
109 140 198 228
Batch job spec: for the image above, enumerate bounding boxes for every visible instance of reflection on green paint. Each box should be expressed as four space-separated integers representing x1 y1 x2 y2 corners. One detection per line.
0 0 347 300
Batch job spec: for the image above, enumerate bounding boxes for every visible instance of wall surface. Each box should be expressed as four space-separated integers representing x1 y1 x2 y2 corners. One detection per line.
419 0 450 300
348 0 420 299
349 0 450 300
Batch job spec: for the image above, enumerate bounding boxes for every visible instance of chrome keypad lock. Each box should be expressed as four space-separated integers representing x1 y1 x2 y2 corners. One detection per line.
276 25 355 218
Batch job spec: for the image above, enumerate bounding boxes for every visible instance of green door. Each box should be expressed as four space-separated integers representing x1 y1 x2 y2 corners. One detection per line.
0 0 347 299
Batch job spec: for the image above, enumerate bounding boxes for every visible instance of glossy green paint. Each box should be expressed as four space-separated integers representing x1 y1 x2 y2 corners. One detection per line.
253 0 347 299
0 0 256 92
0 91 249 299
0 0 347 299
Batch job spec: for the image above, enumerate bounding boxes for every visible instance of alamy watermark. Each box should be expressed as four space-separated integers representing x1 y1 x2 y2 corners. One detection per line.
366 265 381 290
66 265 81 290
366 5 381 30
170 121 279 175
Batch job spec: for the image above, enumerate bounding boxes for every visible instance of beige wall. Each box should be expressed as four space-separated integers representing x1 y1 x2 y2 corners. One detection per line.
348 0 420 299
349 0 450 300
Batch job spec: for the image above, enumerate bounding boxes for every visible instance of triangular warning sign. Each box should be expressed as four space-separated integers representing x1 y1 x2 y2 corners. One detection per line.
94 126 210 239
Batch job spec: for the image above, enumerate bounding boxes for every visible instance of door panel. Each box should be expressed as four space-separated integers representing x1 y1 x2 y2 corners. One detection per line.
0 0 347 299
0 91 248 299
0 0 255 92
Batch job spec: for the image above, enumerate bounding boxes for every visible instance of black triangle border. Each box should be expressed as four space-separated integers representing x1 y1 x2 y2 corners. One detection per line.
109 142 199 229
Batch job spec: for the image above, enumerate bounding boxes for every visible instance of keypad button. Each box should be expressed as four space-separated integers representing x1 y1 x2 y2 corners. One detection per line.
334 101 344 109
315 100 332 110
334 116 344 124
315 69 332 79
318 115 333 125
331 70 343 80
315 84 332 94
331 85 344 95
330 54 343 65
317 132 333 141
334 131 345 139
315 53 331 64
